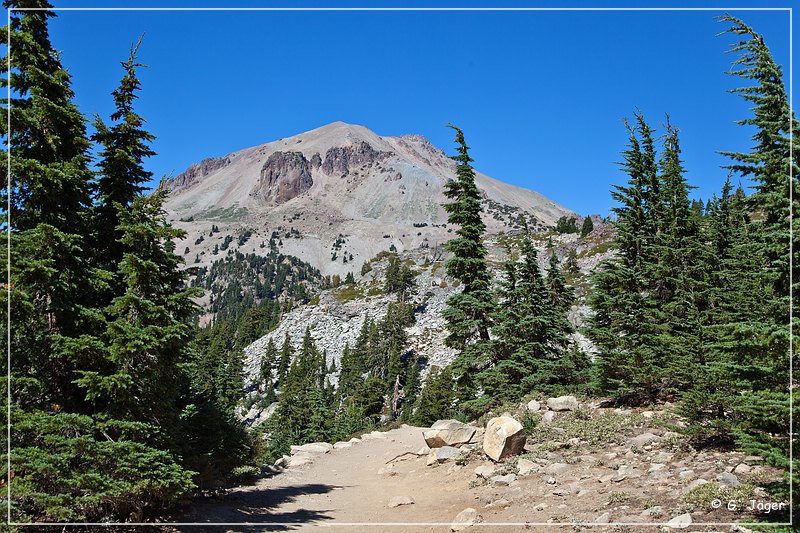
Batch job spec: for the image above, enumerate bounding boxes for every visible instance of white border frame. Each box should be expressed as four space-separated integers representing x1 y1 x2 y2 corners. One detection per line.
3 3 794 529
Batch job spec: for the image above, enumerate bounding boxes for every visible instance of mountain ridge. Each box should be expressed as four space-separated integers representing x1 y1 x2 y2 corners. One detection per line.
164 122 576 276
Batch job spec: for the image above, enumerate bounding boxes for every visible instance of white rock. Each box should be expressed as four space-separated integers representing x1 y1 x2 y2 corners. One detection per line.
665 512 692 529
388 495 415 508
378 465 396 476
526 399 541 412
290 442 333 455
546 395 579 411
474 464 495 479
594 512 611 524
333 441 353 449
629 432 660 447
545 462 573 476
423 420 476 448
733 463 752 475
541 411 556 424
683 478 709 494
287 454 314 467
483 416 526 461
641 505 663 518
434 445 461 462
517 458 537 476
717 472 741 488
485 498 510 509
451 508 482 531
490 473 516 486
652 451 673 463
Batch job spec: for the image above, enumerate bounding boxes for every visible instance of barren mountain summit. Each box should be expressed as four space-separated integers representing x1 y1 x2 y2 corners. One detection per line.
165 122 574 275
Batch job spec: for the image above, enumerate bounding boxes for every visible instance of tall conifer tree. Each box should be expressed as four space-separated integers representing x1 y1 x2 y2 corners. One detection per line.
92 37 155 285
441 125 495 401
708 16 797 496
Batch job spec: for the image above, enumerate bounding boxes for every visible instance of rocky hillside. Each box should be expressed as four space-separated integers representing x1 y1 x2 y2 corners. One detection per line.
164 122 576 276
237 228 616 426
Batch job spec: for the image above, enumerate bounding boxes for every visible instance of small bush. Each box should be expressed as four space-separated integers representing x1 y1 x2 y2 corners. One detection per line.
230 465 261 484
608 491 629 504
684 482 756 512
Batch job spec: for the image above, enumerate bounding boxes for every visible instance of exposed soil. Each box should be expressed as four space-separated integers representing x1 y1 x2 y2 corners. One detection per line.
167 408 786 533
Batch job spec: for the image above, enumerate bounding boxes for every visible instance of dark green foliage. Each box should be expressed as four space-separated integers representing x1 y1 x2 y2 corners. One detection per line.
469 236 578 413
384 254 416 301
1 0 94 234
411 366 456 426
271 329 332 445
192 251 321 323
259 338 278 389
277 332 293 385
91 37 155 286
399 357 421 423
1 7 253 520
565 248 579 274
10 411 194 522
545 252 575 314
441 125 496 398
76 189 200 427
580 216 594 237
685 16 795 500
555 216 579 234
588 114 674 403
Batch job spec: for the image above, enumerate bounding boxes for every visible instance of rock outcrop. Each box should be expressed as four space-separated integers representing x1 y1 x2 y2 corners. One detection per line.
166 156 231 191
321 140 390 176
255 151 313 204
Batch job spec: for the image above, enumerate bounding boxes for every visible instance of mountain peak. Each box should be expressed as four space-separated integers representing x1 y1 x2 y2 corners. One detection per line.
164 123 574 276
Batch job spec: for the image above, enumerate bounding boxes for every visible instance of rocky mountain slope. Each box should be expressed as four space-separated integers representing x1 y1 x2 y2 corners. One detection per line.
164 122 575 276
238 229 615 427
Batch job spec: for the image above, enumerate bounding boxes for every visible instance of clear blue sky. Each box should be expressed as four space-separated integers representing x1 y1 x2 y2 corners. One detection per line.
25 1 796 216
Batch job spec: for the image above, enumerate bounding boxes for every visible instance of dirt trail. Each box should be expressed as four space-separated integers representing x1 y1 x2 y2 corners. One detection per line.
176 426 486 533
173 416 781 533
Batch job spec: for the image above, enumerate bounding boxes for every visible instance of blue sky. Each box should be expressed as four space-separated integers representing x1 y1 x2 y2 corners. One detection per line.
26 1 796 216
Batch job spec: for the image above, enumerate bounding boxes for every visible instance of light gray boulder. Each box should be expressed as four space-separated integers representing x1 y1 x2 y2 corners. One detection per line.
483 416 526 461
546 395 579 411
451 508 482 531
423 419 477 448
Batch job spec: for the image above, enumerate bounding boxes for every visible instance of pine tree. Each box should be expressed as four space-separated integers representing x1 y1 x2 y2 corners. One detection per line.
477 235 574 410
336 343 362 405
580 216 594 237
441 125 495 399
91 36 155 285
259 338 278 391
384 254 415 301
588 115 669 403
400 356 421 422
273 329 331 444
545 252 574 315
706 16 796 498
277 332 293 386
411 366 456 426
75 187 201 431
1 0 93 233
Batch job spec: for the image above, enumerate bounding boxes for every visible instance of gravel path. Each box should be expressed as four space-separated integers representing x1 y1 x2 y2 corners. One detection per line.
175 425 480 532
